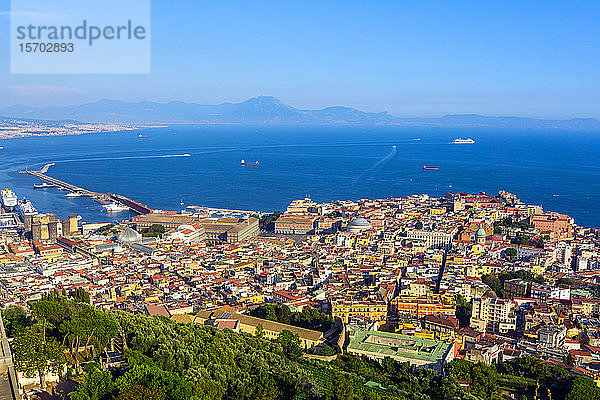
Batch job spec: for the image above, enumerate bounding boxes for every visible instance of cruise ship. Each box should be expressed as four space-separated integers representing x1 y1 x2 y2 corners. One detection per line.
453 137 475 144
1 188 17 211
17 199 38 219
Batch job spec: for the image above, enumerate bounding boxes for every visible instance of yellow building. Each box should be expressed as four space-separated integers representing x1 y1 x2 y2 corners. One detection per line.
332 300 387 324
241 294 265 304
465 263 493 278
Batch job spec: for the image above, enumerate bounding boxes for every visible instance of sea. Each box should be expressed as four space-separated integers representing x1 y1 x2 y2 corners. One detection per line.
1 125 600 228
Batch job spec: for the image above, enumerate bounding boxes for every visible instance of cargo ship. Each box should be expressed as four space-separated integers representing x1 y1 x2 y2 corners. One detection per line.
1 188 17 211
453 138 475 144
241 159 260 166
422 166 439 171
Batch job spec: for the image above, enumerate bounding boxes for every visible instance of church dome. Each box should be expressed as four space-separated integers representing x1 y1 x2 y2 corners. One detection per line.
347 217 372 233
118 227 142 243
476 227 487 237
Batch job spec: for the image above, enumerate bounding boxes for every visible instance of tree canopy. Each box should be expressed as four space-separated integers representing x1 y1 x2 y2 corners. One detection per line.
250 303 333 332
7 296 598 400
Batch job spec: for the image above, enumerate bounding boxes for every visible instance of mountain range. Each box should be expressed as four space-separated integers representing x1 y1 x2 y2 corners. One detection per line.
1 96 599 129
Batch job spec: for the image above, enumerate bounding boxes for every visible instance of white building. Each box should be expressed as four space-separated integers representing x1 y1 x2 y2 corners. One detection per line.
470 297 516 333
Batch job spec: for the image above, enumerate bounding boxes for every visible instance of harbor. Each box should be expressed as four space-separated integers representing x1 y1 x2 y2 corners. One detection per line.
18 164 153 216
15 164 261 221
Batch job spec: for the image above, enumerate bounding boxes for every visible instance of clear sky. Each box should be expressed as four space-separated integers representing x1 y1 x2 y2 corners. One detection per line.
0 0 599 118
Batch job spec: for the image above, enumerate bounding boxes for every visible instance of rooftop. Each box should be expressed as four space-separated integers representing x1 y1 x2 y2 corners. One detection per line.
347 330 454 363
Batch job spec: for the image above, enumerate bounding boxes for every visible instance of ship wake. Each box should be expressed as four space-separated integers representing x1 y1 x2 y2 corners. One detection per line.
352 146 398 194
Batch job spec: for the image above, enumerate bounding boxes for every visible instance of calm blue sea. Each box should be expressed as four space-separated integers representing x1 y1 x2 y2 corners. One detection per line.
1 126 599 227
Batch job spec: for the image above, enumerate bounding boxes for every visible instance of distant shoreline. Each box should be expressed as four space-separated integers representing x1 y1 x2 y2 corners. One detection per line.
0 121 166 140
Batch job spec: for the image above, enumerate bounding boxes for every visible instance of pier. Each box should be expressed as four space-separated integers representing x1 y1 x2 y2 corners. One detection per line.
21 168 100 197
19 165 153 215
109 194 153 214
19 165 257 218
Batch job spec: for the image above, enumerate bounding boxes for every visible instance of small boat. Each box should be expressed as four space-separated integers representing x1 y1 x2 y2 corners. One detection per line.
241 159 260 166
34 183 56 189
411 138 421 141
453 138 475 144
138 134 149 138
422 166 439 171
65 192 82 198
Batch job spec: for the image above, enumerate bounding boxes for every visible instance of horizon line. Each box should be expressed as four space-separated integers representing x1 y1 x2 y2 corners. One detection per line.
2 96 599 122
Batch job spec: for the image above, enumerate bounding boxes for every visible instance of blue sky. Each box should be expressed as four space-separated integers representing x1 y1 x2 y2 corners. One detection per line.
0 0 599 118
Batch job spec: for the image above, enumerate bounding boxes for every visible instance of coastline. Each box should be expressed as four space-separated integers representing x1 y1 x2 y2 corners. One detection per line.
0 119 166 140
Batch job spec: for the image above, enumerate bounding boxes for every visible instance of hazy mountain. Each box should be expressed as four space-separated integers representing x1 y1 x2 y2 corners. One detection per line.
1 96 599 129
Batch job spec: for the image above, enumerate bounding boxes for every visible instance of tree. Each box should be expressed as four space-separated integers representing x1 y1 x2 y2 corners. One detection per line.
276 329 302 359
455 294 472 328
565 375 600 400
505 248 517 260
332 373 356 400
250 304 333 332
71 287 91 304
254 324 265 339
514 235 528 246
470 362 497 399
481 274 503 298
447 359 497 399
259 212 282 232
141 224 166 237
96 224 114 233
69 365 115 400
12 327 65 389
115 364 207 400
447 359 472 382
1 305 32 337
30 299 62 342
415 221 424 230
291 307 334 332
250 303 292 325
557 278 573 288
249 374 282 400
116 384 165 400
